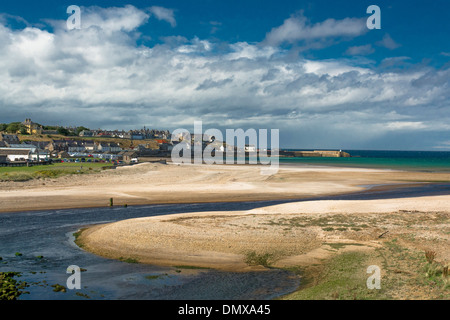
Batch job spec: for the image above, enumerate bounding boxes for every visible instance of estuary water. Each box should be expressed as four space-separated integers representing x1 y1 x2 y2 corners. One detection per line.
1 181 450 300
0 201 302 300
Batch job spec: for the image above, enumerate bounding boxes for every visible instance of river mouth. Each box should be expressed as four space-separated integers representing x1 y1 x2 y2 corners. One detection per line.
0 202 303 300
1 182 450 300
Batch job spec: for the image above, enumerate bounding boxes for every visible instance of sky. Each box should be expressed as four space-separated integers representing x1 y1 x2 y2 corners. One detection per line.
0 0 450 150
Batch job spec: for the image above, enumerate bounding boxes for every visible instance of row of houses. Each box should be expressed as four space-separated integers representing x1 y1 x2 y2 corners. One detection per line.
1 131 259 166
46 140 122 153
1 135 124 153
0 131 173 161
79 128 170 140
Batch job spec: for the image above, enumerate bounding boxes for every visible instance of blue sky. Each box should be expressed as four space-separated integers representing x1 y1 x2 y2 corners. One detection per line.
0 1 450 150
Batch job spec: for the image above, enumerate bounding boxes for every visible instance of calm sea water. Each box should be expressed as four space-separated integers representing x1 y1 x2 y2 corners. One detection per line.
280 150 450 172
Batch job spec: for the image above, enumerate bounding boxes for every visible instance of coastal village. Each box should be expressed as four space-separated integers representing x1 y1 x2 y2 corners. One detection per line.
0 118 180 166
1 120 449 302
0 118 351 167
0 118 241 166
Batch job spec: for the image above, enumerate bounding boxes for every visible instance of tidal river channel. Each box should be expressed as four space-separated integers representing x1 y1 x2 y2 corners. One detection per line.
1 182 449 300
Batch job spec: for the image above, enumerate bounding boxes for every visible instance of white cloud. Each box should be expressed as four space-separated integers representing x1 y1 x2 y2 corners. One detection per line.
376 33 401 50
264 13 367 46
148 6 176 27
0 6 449 150
385 121 427 131
81 5 150 33
345 44 374 56
177 37 212 53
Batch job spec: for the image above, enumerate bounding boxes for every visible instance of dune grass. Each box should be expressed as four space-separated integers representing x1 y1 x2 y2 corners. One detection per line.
0 162 113 181
281 240 449 300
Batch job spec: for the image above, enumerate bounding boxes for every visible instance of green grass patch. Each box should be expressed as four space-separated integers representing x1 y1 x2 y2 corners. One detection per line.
324 243 367 250
173 265 211 270
145 273 170 280
51 284 67 293
75 292 91 299
283 240 450 300
244 251 275 268
265 215 371 232
72 229 86 248
119 257 139 264
283 251 385 300
0 272 29 300
0 162 113 181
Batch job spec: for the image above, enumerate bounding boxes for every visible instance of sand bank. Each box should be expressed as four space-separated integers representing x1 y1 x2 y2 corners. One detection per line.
76 195 450 272
1 162 450 213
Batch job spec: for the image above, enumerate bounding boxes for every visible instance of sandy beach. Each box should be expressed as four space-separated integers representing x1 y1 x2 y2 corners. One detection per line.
77 194 450 271
1 162 450 213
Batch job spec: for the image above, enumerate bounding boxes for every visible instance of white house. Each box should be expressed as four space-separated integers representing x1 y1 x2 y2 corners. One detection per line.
3 144 37 153
108 142 122 152
95 142 110 152
0 149 30 162
67 141 85 153
95 142 122 152
29 151 50 161
83 141 95 151
245 144 256 152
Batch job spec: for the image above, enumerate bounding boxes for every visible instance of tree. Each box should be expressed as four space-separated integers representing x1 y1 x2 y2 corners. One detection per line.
5 122 23 133
57 127 70 136
43 125 58 130
76 126 90 136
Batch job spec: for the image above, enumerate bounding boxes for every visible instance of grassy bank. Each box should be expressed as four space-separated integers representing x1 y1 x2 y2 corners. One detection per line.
281 239 449 300
0 162 113 182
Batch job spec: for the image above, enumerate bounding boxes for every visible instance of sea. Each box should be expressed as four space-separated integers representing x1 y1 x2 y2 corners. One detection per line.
280 149 450 172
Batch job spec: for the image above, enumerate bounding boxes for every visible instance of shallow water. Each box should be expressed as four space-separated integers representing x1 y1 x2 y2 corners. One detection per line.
1 182 450 300
0 202 303 300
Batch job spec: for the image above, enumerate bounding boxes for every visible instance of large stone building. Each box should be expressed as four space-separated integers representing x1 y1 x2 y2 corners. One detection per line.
22 119 43 135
